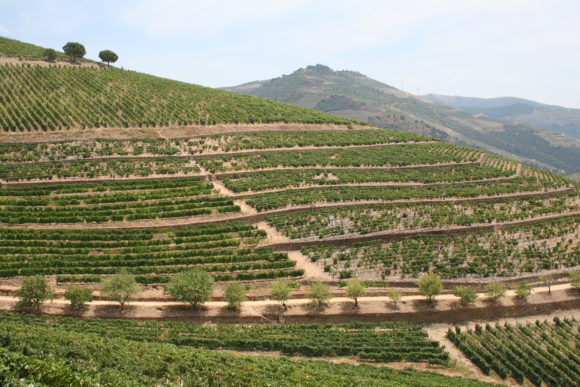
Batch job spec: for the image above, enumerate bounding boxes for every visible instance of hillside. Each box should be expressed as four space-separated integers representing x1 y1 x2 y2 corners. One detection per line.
1 38 579 387
225 64 580 175
0 37 355 132
423 94 580 140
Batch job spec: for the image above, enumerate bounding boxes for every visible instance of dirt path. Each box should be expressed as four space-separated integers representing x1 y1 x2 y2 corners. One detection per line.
0 284 577 325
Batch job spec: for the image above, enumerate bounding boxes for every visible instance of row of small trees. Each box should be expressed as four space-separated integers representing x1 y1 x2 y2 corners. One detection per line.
43 42 118 66
14 270 580 313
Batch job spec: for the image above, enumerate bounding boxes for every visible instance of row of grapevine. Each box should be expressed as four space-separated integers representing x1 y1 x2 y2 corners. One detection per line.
301 215 579 279
447 318 579 387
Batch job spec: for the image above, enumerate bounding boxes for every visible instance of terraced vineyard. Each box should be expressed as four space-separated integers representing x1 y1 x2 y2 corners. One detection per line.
447 319 579 387
0 222 302 282
0 62 355 132
301 216 579 279
0 312 493 387
0 313 448 364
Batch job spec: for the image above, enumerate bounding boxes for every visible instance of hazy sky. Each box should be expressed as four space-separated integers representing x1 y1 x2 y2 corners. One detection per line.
1 0 579 108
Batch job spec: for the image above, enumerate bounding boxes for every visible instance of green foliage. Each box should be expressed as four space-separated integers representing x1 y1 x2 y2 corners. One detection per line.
484 282 506 302
63 285 92 311
98 49 118 66
345 279 366 307
452 286 478 307
0 64 354 132
270 281 292 309
448 319 579 386
62 42 86 62
514 282 533 299
43 48 57 61
166 268 215 308
224 282 247 310
0 312 493 386
569 270 580 289
387 288 402 306
14 276 53 311
308 282 332 309
100 271 140 310
417 273 443 302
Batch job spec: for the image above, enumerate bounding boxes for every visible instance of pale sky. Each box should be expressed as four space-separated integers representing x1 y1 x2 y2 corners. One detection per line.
1 0 579 108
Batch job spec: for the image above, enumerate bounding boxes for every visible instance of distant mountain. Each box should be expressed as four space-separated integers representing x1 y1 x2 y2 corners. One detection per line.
226 64 580 175
423 94 580 140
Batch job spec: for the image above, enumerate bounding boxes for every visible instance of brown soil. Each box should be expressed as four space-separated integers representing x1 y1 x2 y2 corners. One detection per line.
0 56 99 68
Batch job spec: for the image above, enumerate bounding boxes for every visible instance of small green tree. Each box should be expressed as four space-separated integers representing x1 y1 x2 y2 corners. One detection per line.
224 282 247 310
98 50 118 67
15 276 53 311
166 269 214 309
64 285 92 312
515 282 533 299
539 274 555 295
270 281 292 310
101 272 140 311
43 48 57 62
484 281 506 302
387 288 402 306
568 270 580 290
308 282 331 309
345 279 366 308
417 273 442 302
452 286 478 307
62 42 86 62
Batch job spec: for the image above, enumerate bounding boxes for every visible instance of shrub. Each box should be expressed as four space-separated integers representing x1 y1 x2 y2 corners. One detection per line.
101 271 140 311
345 279 366 308
308 282 331 309
15 276 53 311
452 286 478 307
224 282 247 311
387 288 402 306
514 282 533 299
270 281 292 310
569 270 580 289
166 269 214 308
64 285 93 312
484 282 506 302
43 48 57 62
417 273 442 302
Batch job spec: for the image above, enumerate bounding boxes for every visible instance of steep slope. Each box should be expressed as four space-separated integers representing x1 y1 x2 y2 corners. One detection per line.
0 37 355 132
423 93 580 140
226 64 580 175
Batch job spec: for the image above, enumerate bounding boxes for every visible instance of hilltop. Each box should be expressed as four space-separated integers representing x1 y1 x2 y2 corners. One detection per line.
226 64 580 175
0 37 355 134
423 93 580 140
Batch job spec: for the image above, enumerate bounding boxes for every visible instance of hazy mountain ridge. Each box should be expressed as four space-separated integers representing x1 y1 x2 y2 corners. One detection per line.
226 65 580 175
423 94 580 140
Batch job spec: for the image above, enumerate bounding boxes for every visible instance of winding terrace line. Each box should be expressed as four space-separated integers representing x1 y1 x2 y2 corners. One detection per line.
0 155 486 187
0 140 440 165
227 169 522 199
263 210 580 250
0 186 575 230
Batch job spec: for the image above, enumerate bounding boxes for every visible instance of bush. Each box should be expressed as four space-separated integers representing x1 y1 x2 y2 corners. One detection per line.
101 271 140 311
417 273 442 302
43 48 57 62
387 288 402 306
64 285 93 312
269 281 292 310
484 282 505 302
452 286 478 307
514 282 533 299
166 269 214 308
15 276 53 311
345 279 366 307
224 282 247 310
308 282 331 309
569 270 580 289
